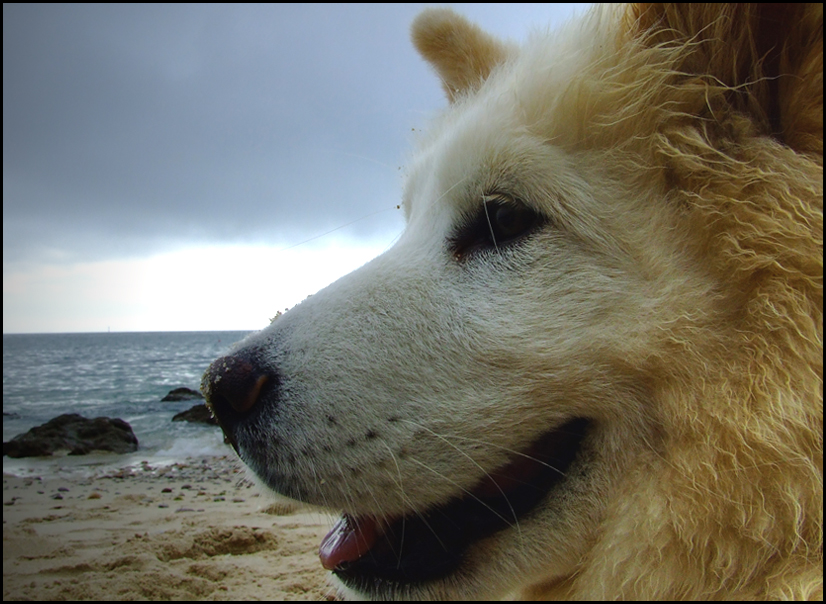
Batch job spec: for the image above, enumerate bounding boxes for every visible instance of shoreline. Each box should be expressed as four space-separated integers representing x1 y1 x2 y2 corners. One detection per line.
3 454 335 600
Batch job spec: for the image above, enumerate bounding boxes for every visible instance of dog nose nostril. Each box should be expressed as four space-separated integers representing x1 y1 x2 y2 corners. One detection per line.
203 354 270 414
225 370 269 413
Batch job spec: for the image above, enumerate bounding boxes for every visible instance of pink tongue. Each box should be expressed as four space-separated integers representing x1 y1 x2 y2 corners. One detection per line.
319 514 380 571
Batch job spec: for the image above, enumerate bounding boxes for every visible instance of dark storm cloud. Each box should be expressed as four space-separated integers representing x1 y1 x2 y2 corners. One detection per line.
3 4 428 263
3 4 586 264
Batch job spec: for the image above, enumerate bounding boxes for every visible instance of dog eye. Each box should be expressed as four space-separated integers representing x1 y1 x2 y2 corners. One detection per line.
450 195 544 260
489 202 536 243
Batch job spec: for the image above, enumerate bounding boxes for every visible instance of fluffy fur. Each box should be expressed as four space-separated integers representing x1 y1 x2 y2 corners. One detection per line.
205 3 822 599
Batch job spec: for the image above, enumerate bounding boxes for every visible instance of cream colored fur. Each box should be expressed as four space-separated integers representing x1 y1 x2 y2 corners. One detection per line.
405 5 822 598
234 3 822 599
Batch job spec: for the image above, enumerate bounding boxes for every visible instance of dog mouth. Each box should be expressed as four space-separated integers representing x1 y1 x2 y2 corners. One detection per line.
319 417 590 592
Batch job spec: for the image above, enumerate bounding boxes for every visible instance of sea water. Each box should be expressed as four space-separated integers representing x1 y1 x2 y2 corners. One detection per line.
3 331 251 476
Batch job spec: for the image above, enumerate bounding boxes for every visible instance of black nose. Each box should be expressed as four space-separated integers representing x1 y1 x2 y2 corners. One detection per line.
201 349 274 451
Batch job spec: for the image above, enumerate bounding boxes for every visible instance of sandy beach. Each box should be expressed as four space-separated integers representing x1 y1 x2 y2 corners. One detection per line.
3 455 335 600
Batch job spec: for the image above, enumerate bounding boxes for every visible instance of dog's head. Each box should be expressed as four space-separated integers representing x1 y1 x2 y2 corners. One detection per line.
203 4 822 600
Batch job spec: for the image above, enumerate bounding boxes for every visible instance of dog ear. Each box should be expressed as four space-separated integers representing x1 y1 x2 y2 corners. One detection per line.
411 8 510 103
628 3 822 155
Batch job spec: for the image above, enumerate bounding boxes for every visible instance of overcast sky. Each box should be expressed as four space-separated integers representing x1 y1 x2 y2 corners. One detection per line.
3 3 587 333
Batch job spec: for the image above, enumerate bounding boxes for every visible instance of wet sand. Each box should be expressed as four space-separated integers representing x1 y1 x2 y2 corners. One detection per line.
3 455 336 600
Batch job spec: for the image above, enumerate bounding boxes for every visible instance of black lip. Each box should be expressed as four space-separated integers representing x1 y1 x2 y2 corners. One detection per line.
334 417 591 593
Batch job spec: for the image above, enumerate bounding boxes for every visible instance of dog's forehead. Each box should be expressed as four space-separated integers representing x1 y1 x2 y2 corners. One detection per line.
401 30 605 224
402 95 527 223
400 99 586 236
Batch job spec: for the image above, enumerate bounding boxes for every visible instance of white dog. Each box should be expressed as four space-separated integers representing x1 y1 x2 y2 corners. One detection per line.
203 4 822 599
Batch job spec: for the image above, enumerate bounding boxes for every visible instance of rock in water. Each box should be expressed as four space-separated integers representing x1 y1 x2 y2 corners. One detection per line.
3 413 139 458
172 404 218 425
161 387 205 401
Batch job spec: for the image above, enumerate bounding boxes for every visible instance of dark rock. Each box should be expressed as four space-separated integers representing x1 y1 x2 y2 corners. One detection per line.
162 387 205 402
3 413 139 458
172 404 218 425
